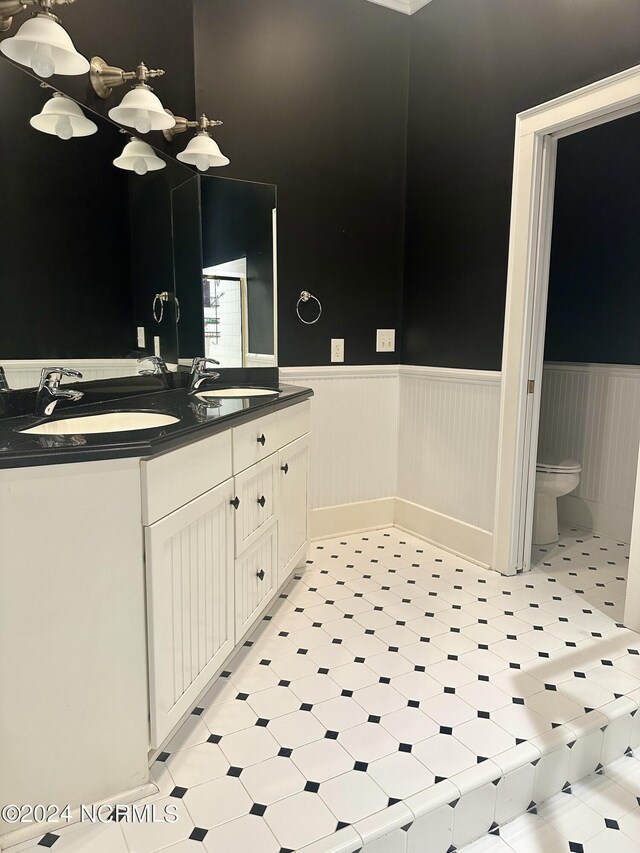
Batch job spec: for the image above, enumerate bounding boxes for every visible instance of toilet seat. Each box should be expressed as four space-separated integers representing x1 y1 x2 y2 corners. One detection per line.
536 456 581 474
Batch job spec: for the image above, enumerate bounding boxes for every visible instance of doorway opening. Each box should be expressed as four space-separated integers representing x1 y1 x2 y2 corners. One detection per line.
492 64 640 632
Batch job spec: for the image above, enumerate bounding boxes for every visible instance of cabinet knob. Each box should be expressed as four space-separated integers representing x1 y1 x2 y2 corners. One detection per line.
230 496 240 509
257 495 266 507
257 434 266 446
256 569 265 581
281 463 289 474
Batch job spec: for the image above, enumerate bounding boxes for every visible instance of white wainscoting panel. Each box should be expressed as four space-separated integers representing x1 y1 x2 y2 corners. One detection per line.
396 366 502 533
2 359 140 390
538 362 640 541
279 366 399 510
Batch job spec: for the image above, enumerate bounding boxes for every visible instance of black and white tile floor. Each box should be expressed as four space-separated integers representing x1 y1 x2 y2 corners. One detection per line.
11 527 640 853
532 525 629 624
458 751 640 853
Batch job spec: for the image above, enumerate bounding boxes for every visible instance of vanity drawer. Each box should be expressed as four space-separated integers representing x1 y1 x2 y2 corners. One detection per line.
232 413 278 474
233 454 278 554
235 521 277 638
277 400 311 448
141 431 232 525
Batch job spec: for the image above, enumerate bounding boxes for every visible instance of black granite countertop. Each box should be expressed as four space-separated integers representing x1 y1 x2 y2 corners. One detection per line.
0 370 312 469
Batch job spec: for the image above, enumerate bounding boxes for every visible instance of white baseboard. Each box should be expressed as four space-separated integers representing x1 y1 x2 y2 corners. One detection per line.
394 498 493 568
558 494 632 544
311 498 396 539
311 497 494 568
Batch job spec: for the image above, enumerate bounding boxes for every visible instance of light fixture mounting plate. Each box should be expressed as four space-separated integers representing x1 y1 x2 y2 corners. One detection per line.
90 56 114 99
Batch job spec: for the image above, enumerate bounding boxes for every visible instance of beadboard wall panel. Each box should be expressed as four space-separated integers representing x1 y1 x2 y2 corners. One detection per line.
538 362 640 541
279 366 399 510
396 366 502 532
2 359 140 390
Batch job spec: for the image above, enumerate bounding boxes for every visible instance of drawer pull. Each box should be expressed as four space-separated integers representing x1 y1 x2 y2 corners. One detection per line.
257 434 266 446
257 495 266 508
230 496 240 509
281 463 289 474
256 569 265 581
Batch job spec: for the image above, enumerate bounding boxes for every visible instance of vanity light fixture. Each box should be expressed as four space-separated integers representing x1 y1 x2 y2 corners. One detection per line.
164 112 229 171
113 136 166 176
90 56 175 134
30 90 97 138
0 0 89 78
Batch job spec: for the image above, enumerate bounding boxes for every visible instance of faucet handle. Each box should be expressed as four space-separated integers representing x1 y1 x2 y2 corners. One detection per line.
138 355 169 375
190 356 220 373
39 367 83 390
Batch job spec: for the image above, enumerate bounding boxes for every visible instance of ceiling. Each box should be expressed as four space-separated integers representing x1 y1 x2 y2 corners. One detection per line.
365 0 433 14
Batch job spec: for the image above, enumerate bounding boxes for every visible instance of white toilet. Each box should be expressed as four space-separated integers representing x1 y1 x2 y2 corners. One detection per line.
532 455 581 545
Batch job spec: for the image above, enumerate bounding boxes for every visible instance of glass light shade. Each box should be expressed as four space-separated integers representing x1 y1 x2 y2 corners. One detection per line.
0 14 90 77
108 85 175 133
113 137 166 175
177 132 229 171
30 93 97 138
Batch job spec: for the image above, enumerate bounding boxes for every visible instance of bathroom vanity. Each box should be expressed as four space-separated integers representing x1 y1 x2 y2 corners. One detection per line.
0 379 312 845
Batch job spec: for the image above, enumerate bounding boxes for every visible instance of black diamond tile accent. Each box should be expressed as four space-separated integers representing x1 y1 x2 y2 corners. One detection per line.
251 804 267 816
207 734 221 743
236 692 249 701
354 657 366 663
388 797 401 806
170 786 187 798
157 751 170 762
318 667 330 674
301 703 313 711
190 828 208 841
227 767 243 777
399 743 412 752
513 697 525 705
605 818 619 829
440 726 453 735
568 843 584 853
37 835 59 848
305 781 320 793
325 730 339 739
379 677 391 685
192 706 204 715
368 715 381 723
341 690 353 697
278 747 293 757
279 680 291 687
408 699 420 708
354 761 369 771
256 718 270 727
444 686 456 694
259 659 271 666
336 821 350 830
478 710 490 719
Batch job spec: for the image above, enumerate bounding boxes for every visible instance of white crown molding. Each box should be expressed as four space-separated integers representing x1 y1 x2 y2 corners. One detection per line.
365 0 434 15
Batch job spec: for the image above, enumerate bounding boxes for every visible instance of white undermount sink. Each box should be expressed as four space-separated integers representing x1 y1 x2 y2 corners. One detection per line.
20 412 180 436
196 387 280 399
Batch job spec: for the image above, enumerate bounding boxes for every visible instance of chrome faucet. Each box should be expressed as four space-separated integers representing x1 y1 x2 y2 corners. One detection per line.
137 355 170 375
35 368 84 417
0 366 9 392
189 357 220 392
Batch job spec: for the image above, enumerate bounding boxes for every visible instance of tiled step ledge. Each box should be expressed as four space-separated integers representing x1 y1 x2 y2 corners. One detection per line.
296 694 640 853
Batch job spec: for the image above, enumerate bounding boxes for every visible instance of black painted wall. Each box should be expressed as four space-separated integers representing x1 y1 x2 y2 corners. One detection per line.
193 0 410 366
403 0 640 370
544 112 640 366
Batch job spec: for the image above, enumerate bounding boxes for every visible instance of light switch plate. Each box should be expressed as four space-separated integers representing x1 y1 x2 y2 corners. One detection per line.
137 326 145 348
376 329 396 352
331 338 344 363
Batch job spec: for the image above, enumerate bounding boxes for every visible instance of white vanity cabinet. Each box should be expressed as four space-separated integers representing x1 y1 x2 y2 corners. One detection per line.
143 399 311 748
144 478 236 747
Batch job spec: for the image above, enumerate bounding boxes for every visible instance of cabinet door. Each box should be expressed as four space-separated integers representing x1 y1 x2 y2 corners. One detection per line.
278 434 310 584
235 521 278 638
146 478 235 748
233 454 278 555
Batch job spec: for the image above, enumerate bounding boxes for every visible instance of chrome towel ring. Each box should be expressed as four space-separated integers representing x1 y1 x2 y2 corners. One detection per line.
152 291 169 324
296 290 322 325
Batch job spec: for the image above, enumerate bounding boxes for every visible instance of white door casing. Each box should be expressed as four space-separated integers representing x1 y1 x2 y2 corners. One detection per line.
492 64 640 577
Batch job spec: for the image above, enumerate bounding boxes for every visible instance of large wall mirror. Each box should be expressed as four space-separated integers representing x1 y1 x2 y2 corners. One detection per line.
0 57 277 389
